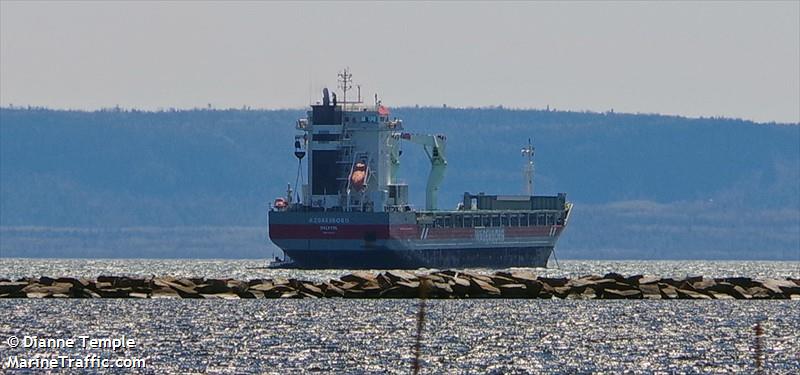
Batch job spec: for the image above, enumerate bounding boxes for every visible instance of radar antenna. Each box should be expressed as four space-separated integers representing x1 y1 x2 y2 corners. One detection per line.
521 138 535 196
337 68 352 114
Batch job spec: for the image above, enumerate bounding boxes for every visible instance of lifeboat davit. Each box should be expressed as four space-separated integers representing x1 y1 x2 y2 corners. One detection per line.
350 162 368 191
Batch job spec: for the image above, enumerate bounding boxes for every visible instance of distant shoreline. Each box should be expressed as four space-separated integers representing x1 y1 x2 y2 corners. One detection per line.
2 107 797 259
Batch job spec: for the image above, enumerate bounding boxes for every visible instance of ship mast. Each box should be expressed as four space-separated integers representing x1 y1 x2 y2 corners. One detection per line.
337 68 352 115
521 138 535 196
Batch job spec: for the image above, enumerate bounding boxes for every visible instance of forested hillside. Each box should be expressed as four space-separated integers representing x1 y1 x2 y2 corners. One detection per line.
1 107 798 259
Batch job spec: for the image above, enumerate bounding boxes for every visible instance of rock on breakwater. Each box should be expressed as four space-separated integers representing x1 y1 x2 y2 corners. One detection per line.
1 272 799 300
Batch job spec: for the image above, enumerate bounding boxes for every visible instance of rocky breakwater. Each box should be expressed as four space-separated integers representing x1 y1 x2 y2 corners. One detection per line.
2 272 799 300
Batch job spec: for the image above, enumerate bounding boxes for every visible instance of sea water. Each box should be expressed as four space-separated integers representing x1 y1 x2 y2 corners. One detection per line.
1 259 798 374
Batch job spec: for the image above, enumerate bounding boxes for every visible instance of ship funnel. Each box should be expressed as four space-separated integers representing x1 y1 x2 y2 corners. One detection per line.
322 88 330 106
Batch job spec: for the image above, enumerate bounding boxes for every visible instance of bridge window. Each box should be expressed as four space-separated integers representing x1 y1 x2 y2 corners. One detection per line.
510 214 519 226
312 133 339 142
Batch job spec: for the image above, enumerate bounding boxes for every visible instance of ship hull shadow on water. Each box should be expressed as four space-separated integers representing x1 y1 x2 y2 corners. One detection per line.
276 247 553 269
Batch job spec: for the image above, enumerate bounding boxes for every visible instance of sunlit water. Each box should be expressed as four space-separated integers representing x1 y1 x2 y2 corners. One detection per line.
2 258 799 281
1 259 799 373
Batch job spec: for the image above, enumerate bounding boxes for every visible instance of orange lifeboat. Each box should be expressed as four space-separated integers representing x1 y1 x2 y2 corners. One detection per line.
274 198 288 209
350 162 368 191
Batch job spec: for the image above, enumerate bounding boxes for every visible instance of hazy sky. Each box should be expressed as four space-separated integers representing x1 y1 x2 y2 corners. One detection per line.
1 1 798 123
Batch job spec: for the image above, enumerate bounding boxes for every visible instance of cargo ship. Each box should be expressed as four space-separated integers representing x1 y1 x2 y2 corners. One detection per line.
268 70 571 269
